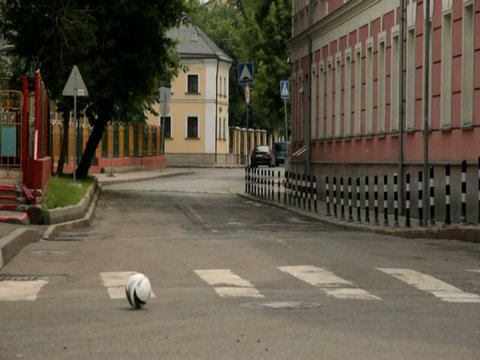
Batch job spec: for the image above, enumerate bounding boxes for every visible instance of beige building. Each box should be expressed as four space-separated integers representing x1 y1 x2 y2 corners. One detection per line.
147 24 233 166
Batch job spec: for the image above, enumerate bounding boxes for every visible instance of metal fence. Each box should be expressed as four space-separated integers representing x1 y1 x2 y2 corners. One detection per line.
245 160 480 228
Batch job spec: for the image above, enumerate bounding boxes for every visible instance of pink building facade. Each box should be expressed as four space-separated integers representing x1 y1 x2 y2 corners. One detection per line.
289 0 480 223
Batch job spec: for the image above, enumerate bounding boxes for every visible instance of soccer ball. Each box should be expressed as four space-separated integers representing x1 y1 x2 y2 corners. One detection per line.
125 273 152 309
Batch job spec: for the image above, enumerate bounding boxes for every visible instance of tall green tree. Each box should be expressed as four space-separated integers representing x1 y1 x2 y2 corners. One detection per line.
1 0 189 178
190 0 291 136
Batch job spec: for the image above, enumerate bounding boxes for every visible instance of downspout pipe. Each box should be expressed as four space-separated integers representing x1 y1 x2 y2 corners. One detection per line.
423 0 431 225
398 0 405 214
215 58 219 164
306 2 313 177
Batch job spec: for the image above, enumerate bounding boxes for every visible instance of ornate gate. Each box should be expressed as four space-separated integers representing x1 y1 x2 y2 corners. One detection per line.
0 90 23 180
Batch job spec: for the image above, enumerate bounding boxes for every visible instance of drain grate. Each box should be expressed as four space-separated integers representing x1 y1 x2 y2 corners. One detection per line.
0 274 46 281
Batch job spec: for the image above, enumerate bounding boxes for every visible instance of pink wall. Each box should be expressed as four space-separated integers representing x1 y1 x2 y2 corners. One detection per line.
291 0 480 165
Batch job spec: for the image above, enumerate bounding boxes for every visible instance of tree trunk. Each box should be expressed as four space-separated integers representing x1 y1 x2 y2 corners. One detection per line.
75 118 108 178
56 109 70 175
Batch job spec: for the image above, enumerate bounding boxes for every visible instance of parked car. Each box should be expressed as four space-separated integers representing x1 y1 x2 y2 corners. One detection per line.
250 145 274 168
273 141 289 166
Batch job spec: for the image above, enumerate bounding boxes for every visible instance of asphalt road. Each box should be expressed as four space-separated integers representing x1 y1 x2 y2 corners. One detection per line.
0 168 479 360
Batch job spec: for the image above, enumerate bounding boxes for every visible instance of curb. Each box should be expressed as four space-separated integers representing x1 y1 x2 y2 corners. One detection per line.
236 192 480 243
42 185 100 241
98 170 195 186
0 228 41 270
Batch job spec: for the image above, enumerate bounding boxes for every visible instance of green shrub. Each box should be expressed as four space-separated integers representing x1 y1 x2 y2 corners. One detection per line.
42 176 94 210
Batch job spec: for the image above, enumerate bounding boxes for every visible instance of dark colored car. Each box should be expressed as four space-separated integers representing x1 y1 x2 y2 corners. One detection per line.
250 145 274 168
273 141 289 166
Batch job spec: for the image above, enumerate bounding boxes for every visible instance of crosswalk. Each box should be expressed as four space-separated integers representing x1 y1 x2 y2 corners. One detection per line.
0 267 479 304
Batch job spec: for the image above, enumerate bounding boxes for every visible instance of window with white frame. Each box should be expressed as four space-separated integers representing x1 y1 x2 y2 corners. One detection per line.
326 59 333 137
187 74 199 94
462 2 474 127
344 49 352 136
311 64 318 139
406 27 415 130
391 28 399 131
366 38 373 135
378 33 386 133
335 53 342 137
186 116 199 138
355 43 362 136
441 10 452 128
318 62 325 138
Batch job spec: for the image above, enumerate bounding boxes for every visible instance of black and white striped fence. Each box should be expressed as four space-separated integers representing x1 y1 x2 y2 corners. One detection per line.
244 158 480 228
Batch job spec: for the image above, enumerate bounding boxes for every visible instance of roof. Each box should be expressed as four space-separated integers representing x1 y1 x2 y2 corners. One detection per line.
168 23 232 63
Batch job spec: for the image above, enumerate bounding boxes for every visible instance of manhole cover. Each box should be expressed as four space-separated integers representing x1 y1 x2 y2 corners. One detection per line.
241 301 322 310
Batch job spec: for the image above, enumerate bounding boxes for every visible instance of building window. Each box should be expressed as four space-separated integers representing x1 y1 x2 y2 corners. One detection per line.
161 116 171 138
391 28 399 131
311 64 318 139
378 34 386 133
344 49 351 137
355 43 362 136
224 77 227 98
462 2 474 127
187 116 199 138
326 59 333 137
318 62 325 139
366 39 373 135
441 11 452 128
187 74 199 94
406 27 415 130
335 54 342 137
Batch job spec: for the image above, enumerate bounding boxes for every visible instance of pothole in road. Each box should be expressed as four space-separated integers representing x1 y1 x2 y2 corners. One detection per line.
241 301 323 310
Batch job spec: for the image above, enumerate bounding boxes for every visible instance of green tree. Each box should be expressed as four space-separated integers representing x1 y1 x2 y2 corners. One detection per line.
188 2 246 127
1 0 189 178
190 0 291 136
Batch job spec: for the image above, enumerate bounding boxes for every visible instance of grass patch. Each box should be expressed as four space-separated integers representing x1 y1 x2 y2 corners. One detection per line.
42 175 95 210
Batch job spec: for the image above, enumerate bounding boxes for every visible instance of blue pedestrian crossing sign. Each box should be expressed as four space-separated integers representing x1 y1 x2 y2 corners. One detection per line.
280 80 289 99
238 62 254 84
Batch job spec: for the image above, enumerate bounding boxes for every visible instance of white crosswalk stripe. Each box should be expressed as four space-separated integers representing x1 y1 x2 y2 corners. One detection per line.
100 271 156 300
277 265 381 300
0 279 47 301
376 268 480 303
194 269 265 298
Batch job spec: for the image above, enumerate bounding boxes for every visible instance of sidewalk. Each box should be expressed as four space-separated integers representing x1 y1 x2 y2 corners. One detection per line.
0 168 194 269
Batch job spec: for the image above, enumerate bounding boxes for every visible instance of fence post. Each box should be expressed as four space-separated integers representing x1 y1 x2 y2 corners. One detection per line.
394 173 399 227
340 177 345 220
271 170 275 200
445 164 451 225
245 167 248 193
356 177 361 223
405 173 411 228
284 171 288 204
333 177 338 218
429 166 436 226
307 174 312 211
418 171 424 226
326 176 331 216
313 176 318 212
302 174 307 209
278 170 281 202
461 160 467 224
348 177 353 222
374 175 379 225
365 176 370 223
383 174 389 226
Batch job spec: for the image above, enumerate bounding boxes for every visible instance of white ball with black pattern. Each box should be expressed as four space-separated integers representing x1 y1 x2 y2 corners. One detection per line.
125 273 152 309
